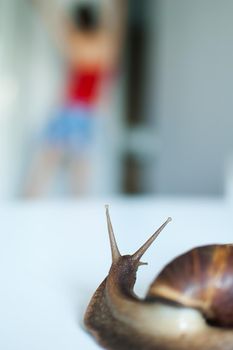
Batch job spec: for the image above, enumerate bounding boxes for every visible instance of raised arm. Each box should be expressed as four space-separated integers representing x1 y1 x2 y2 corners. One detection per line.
101 0 128 50
30 0 72 54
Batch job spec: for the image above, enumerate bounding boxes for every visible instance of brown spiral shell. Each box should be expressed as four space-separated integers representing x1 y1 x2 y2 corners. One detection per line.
146 244 233 327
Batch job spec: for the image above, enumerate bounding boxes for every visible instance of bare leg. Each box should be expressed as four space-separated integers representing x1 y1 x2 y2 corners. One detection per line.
23 145 64 198
68 154 91 196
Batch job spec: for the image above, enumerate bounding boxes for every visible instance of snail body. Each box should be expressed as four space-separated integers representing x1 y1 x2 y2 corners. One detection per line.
84 207 233 350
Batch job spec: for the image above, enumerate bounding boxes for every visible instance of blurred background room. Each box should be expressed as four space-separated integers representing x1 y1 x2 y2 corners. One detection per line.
0 0 233 199
2 2 233 349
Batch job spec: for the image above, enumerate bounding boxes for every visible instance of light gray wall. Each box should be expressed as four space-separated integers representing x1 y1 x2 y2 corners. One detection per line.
149 0 233 195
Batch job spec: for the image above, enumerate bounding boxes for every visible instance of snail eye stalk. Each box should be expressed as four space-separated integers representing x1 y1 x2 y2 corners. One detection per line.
132 217 172 262
105 205 121 263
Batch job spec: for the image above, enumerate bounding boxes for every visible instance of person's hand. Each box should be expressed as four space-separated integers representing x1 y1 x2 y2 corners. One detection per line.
27 0 39 8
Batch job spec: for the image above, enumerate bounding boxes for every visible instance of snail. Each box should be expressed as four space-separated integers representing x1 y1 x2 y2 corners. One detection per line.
84 206 233 350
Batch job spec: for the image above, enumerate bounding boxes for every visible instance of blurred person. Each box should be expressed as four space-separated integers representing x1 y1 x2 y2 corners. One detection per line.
24 0 126 197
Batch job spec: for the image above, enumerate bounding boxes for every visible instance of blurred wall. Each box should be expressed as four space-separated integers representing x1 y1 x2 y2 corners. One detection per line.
0 0 61 197
149 0 233 195
0 0 24 198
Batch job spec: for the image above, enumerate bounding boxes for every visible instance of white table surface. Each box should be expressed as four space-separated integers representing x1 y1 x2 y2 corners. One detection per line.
0 197 232 350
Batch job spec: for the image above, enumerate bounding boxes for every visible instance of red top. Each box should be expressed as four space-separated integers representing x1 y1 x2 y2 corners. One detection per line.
65 69 103 106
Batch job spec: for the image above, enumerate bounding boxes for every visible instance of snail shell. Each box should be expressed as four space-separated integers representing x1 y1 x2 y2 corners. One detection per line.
84 207 233 350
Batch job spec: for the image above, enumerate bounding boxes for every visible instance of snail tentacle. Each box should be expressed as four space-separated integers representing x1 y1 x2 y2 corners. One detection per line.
105 205 121 263
132 217 172 262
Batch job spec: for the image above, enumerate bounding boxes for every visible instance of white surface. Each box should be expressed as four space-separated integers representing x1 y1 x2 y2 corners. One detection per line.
0 197 233 350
